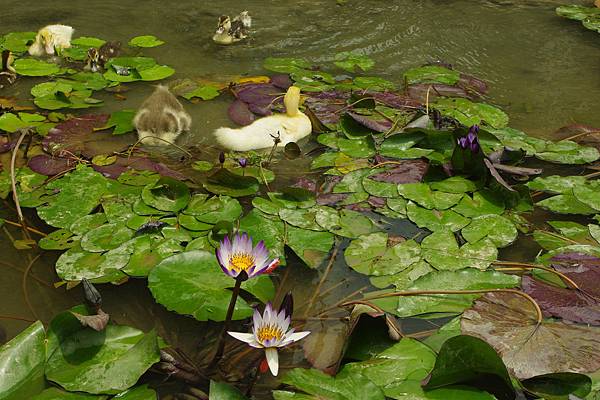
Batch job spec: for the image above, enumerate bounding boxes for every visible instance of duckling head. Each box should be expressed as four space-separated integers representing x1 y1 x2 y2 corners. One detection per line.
284 86 302 117
85 48 100 72
39 28 57 55
216 16 231 34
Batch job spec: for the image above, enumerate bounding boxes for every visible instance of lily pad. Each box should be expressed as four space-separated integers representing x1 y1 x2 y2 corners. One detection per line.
142 177 190 212
209 381 248 400
239 209 286 263
0 321 46 400
536 194 597 215
403 65 460 85
148 250 274 321
433 98 508 129
183 195 242 224
183 85 220 101
128 35 164 47
285 226 334 268
13 59 61 76
461 292 600 379
406 202 471 232
99 110 136 135
461 215 517 248
204 168 259 197
263 57 311 73
45 324 160 394
334 51 375 73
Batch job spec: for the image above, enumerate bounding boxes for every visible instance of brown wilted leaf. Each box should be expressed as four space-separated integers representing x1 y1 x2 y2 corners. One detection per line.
461 292 600 379
71 309 109 331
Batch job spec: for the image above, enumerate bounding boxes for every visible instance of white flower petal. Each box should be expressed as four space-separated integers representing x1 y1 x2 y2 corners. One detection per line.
265 347 279 376
227 331 256 344
285 331 311 343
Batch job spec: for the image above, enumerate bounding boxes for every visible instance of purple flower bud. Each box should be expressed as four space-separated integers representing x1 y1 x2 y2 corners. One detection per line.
238 158 248 168
218 152 225 165
457 125 480 154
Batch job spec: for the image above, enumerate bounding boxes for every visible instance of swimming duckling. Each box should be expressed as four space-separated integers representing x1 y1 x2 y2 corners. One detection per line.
84 41 121 72
28 24 74 56
133 85 192 146
0 50 17 89
212 11 251 45
213 86 312 151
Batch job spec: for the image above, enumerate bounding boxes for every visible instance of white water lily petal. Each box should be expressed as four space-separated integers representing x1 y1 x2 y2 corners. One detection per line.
286 331 311 342
227 331 256 344
265 347 279 376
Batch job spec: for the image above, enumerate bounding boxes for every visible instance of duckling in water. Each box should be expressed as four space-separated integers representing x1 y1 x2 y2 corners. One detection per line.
28 24 74 56
0 50 16 89
212 11 251 45
213 86 312 151
84 41 121 72
133 85 192 146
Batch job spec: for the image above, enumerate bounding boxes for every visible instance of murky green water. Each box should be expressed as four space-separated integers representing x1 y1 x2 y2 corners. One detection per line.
1 0 599 396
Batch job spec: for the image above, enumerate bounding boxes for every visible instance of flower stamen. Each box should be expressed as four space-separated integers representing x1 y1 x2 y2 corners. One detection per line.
229 252 255 272
257 324 284 344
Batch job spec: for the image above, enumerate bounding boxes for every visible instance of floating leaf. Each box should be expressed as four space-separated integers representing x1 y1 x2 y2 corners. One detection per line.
128 35 165 47
31 387 105 399
239 209 286 263
573 181 600 211
0 321 46 400
422 335 515 400
141 177 190 212
148 250 274 321
521 372 592 400
99 110 136 135
421 230 497 270
526 175 588 195
334 51 375 72
407 202 471 232
461 292 600 379
376 269 520 318
461 215 517 248
263 57 311 73
536 140 599 164
71 36 106 48
536 194 597 215
46 323 160 394
204 168 259 197
433 98 508 129
183 85 220 101
209 381 249 400
286 225 334 268
13 58 61 76
403 65 460 85
1 31 36 53
276 368 385 400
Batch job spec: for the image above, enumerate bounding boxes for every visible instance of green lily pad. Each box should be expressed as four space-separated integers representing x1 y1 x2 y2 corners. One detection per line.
423 335 515 400
403 65 460 85
452 190 505 218
430 176 478 194
422 317 462 353
352 76 395 91
71 36 106 48
80 223 134 252
138 65 175 81
239 209 286 264
536 141 599 164
279 208 324 231
31 82 73 98
37 166 110 229
276 368 385 400
99 110 136 135
461 215 517 248
183 195 242 224
407 202 471 232
31 387 105 399
375 269 520 318
204 168 259 197
0 321 46 400
209 381 248 400
252 197 283 215
263 57 311 73
521 372 592 400
45 324 160 394
342 338 436 398
54 243 128 282
1 31 36 53
148 250 274 321
38 229 78 250
334 51 375 72
142 177 190 212
333 168 371 193
397 183 463 210
573 181 600 211
13 58 61 76
128 35 165 48
345 232 422 276
369 260 434 290
0 112 44 132
183 85 220 101
113 385 157 399
421 230 497 270
433 98 508 129
286 225 334 268
69 213 108 236
334 209 377 238
123 236 183 277
526 175 588 195
536 194 597 215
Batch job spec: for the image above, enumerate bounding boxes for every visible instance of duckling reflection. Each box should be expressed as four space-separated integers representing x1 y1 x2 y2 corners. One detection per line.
28 24 74 56
0 50 16 89
133 85 192 146
212 11 251 45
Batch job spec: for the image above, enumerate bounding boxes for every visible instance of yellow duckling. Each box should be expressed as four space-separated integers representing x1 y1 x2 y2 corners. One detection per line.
28 24 74 56
212 11 251 45
213 86 312 151
134 85 192 146
0 50 16 89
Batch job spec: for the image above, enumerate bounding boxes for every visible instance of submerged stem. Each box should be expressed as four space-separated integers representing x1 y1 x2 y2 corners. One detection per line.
10 129 32 241
210 276 244 367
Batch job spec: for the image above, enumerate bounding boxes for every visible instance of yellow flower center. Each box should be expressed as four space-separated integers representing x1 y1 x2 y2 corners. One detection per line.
228 252 255 272
257 325 284 344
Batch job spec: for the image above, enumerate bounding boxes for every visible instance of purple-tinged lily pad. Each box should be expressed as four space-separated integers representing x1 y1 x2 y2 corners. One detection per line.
228 99 256 126
550 253 600 297
347 111 393 132
458 73 489 95
234 83 282 110
365 91 421 110
316 193 349 206
370 159 429 184
407 84 469 103
0 138 16 153
270 74 292 90
28 154 76 176
304 91 350 124
42 114 110 156
368 196 386 208
292 177 317 192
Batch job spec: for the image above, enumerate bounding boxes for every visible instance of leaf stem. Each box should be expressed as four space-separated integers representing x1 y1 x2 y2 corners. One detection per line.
210 276 243 367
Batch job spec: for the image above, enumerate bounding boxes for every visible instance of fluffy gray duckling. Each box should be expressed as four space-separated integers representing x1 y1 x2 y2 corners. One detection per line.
133 85 192 146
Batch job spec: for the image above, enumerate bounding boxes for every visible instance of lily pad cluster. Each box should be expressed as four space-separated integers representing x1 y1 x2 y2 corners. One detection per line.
556 4 600 33
0 308 160 399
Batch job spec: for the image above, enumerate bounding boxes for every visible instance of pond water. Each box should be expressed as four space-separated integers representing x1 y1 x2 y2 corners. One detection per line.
1 0 599 398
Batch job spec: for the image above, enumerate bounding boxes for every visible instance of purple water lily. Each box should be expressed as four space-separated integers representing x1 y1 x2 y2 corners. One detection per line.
228 299 310 376
238 158 248 168
458 125 480 153
216 233 279 280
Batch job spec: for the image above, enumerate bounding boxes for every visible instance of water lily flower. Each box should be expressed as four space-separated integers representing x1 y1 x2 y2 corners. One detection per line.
216 233 279 280
238 158 248 168
458 125 480 153
228 301 310 376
